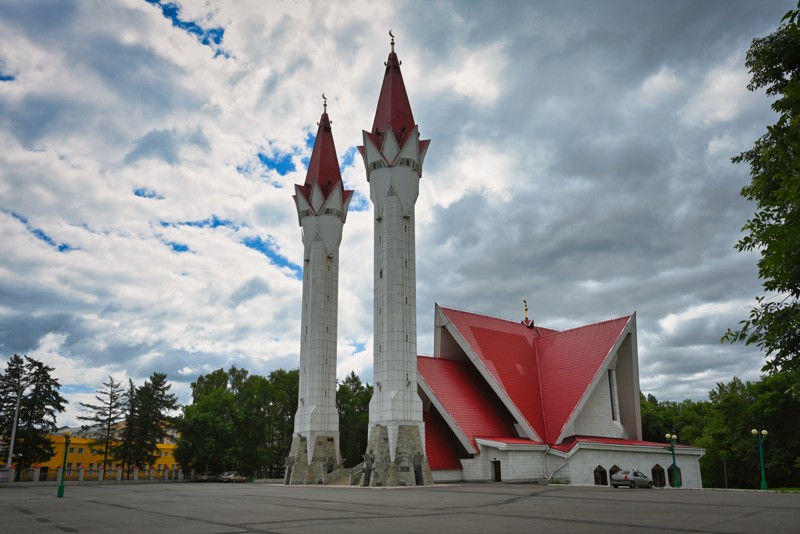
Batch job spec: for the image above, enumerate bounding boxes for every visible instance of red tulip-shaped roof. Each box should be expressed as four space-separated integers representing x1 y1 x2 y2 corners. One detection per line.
298 110 348 202
370 48 416 147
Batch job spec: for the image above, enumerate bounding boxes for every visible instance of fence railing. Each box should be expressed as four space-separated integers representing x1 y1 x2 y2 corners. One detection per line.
3 466 186 484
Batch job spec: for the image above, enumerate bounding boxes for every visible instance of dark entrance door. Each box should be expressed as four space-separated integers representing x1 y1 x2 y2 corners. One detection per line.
491 460 501 482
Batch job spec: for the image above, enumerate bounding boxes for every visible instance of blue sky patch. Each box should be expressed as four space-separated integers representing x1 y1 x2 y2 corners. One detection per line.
161 215 239 230
258 150 295 176
145 0 229 56
349 191 370 212
0 73 14 82
10 211 76 252
352 340 367 353
167 241 190 253
341 146 358 170
242 236 302 279
62 384 96 394
305 131 315 150
133 187 164 199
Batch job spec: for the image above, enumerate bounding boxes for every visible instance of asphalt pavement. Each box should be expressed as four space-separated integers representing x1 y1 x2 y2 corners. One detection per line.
2 481 798 533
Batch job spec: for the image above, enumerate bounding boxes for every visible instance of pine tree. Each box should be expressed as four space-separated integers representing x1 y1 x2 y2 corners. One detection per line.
128 373 178 471
0 354 67 480
77 376 126 470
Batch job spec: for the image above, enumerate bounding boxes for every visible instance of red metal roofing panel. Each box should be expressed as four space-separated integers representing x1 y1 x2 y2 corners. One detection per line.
439 307 550 439
423 408 463 471
536 316 631 442
418 356 517 451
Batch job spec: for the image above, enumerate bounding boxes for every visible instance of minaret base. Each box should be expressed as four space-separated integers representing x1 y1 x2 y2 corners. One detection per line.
284 434 342 485
360 424 434 487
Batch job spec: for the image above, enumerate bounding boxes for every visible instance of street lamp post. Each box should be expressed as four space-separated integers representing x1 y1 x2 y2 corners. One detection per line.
6 387 25 470
57 431 72 498
665 433 681 488
751 429 768 490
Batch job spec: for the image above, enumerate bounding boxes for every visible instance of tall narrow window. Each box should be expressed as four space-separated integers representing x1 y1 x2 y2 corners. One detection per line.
608 369 617 421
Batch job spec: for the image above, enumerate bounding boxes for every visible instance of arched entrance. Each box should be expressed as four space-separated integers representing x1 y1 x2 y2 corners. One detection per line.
593 465 608 486
651 464 666 487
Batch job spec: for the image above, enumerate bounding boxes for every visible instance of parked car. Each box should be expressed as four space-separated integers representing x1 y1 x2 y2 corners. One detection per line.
611 469 653 488
219 471 246 483
197 472 218 482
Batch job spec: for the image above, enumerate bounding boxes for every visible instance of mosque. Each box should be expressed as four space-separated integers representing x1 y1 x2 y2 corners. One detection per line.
285 34 704 488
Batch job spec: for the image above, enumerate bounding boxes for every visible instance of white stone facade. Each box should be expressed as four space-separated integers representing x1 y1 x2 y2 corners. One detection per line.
364 126 428 463
289 148 351 477
431 440 703 489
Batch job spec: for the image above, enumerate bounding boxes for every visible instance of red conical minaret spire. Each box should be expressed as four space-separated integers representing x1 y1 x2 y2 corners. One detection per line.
369 31 416 148
294 95 353 212
298 95 348 201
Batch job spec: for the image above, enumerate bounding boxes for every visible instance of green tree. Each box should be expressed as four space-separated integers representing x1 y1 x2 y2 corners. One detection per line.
110 379 136 476
0 354 67 480
77 375 126 470
639 392 709 446
114 373 178 475
698 373 800 489
724 2 800 375
337 371 372 467
263 368 298 477
175 367 299 479
175 384 239 475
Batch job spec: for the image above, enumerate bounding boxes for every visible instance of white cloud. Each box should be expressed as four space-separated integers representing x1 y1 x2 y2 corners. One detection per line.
679 55 756 126
634 66 685 107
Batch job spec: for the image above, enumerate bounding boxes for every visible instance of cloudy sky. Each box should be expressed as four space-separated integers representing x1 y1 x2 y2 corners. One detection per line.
0 0 791 426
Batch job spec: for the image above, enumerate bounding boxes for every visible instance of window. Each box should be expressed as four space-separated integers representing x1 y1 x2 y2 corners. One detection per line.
651 465 666 488
89 463 94 470
608 369 617 421
78 447 84 454
68 447 75 453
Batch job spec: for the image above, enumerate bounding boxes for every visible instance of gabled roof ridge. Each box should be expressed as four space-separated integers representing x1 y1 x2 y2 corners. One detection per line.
439 304 560 332
535 313 634 338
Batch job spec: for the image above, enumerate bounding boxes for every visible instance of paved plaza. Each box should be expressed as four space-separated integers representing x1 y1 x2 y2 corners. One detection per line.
2 482 799 533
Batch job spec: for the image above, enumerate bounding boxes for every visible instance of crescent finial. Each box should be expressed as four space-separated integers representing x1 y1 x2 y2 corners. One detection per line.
322 93 327 113
389 30 395 52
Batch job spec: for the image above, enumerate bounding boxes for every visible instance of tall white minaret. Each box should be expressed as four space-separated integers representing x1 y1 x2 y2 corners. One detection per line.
359 32 433 487
285 97 353 485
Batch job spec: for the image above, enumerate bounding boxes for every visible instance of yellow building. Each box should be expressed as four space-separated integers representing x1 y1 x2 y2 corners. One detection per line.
38 434 178 479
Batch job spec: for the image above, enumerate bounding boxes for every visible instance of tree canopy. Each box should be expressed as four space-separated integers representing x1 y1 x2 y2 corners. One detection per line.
175 366 300 478
337 371 372 468
724 2 800 374
175 367 372 477
112 372 178 474
0 354 67 479
642 369 800 489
